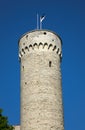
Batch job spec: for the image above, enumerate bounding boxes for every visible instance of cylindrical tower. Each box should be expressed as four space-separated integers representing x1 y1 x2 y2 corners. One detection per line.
19 30 64 130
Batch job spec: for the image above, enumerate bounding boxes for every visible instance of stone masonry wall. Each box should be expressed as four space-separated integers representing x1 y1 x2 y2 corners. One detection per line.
14 125 20 130
19 30 64 130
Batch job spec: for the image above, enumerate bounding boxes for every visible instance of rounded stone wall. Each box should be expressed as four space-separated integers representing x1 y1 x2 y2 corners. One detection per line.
19 30 64 130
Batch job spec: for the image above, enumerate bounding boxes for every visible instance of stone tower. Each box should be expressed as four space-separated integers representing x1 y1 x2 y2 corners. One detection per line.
18 30 64 130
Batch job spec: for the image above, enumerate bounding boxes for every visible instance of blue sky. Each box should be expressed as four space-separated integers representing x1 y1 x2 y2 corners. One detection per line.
0 0 85 130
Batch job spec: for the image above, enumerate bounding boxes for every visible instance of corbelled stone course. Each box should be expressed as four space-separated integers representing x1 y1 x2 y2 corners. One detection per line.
18 30 64 130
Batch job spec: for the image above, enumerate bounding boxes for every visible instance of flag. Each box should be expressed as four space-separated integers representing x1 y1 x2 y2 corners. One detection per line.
40 15 45 22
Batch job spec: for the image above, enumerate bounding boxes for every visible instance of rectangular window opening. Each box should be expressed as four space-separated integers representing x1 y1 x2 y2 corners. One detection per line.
49 61 52 67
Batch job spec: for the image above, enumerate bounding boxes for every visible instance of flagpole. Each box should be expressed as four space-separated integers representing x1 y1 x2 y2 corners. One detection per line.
40 17 42 30
37 13 39 30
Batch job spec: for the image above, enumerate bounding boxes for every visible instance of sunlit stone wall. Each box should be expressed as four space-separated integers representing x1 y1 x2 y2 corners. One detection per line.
14 125 20 130
18 30 64 130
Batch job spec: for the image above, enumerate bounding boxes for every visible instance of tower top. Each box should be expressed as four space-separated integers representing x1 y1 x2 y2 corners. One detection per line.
18 30 62 61
18 29 62 44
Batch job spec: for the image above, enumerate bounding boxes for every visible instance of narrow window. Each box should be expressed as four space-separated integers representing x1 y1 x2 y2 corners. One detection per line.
49 61 52 67
25 82 27 85
57 48 59 54
22 66 24 70
22 48 25 54
53 45 56 51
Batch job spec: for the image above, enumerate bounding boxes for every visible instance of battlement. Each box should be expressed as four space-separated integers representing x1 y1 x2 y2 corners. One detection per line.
19 42 62 60
19 30 62 60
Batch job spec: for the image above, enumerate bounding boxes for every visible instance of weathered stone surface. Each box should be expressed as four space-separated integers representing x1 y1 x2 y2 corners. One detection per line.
19 30 64 130
14 125 20 130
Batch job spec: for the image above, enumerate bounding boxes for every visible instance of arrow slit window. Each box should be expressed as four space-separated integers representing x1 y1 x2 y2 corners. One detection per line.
49 61 52 67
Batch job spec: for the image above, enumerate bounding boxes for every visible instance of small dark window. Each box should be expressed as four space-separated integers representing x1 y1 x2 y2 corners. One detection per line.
34 43 37 46
22 48 24 51
29 44 32 48
57 48 59 54
26 35 28 39
25 82 27 85
22 66 24 70
43 32 46 35
53 45 56 51
25 46 28 49
22 48 25 54
49 61 52 67
52 39 54 41
23 43 25 45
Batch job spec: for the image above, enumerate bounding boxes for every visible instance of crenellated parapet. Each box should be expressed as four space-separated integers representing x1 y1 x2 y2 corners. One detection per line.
19 42 62 59
19 30 62 60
